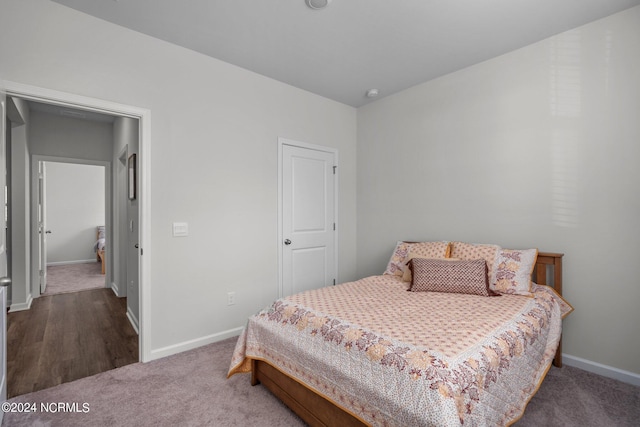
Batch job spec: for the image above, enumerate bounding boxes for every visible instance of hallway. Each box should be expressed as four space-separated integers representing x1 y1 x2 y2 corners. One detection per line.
6 288 138 398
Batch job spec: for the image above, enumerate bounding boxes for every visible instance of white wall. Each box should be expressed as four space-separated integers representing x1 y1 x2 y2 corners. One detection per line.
45 162 105 264
112 116 140 329
25 109 113 297
29 110 114 162
357 7 640 375
9 0 632 380
0 0 358 357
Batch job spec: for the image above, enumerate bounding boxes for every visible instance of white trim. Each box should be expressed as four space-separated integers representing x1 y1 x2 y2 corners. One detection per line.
9 294 33 313
563 353 640 387
6 81 152 363
4 82 143 118
148 326 244 361
277 137 339 298
114 145 129 299
47 260 99 266
110 281 122 297
126 307 139 335
31 156 111 296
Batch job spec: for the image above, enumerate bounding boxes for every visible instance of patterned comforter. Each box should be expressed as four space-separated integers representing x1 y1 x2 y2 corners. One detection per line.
228 275 572 426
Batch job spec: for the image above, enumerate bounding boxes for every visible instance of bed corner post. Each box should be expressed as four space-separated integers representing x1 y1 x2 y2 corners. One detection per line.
553 253 564 368
536 252 564 368
250 359 260 386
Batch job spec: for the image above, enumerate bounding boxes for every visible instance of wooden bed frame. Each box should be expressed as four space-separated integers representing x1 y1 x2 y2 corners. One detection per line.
97 249 105 275
250 252 565 427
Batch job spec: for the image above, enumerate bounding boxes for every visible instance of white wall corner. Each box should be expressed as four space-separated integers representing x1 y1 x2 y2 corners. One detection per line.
110 281 122 297
127 306 140 335
562 353 640 387
9 294 33 312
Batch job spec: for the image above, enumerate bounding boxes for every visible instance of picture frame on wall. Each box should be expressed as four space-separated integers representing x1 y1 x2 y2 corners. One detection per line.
128 153 137 200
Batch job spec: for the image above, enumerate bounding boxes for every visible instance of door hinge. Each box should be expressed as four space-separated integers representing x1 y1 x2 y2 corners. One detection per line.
333 165 337 175
333 223 336 231
333 279 336 286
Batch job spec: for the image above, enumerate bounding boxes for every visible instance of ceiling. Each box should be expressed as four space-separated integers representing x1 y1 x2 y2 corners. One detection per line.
51 0 640 107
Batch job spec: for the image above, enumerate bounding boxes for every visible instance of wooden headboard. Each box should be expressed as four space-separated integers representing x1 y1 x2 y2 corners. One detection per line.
533 252 564 295
533 252 564 367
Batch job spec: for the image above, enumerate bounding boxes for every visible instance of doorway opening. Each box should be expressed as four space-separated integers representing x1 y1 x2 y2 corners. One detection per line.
36 160 107 296
3 82 150 396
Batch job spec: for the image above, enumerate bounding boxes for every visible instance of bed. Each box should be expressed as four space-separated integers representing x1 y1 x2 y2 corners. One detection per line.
96 226 106 275
228 241 573 426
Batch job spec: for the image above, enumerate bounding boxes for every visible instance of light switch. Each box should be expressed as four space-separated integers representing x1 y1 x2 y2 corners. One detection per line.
173 222 188 237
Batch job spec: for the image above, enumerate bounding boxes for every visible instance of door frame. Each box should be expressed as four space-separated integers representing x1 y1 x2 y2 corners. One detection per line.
30 157 110 294
114 146 129 298
37 160 47 295
1 78 9 416
277 137 339 298
5 81 152 362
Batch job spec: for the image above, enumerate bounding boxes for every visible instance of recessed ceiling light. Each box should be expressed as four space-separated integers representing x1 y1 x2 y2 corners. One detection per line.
305 0 332 10
366 89 379 98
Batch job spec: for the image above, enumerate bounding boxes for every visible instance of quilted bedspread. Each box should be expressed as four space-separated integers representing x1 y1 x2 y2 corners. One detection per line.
228 275 571 426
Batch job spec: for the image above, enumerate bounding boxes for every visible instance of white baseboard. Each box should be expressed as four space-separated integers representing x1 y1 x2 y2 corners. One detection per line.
111 281 122 297
47 259 98 266
126 307 139 335
147 326 244 362
563 353 640 387
9 294 33 312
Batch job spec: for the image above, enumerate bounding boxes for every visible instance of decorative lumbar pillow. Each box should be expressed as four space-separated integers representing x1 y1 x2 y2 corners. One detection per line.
491 248 538 296
402 255 460 282
409 258 494 296
450 242 500 283
384 241 450 277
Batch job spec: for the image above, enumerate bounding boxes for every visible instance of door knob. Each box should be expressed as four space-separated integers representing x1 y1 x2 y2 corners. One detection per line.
0 277 11 287
284 239 292 245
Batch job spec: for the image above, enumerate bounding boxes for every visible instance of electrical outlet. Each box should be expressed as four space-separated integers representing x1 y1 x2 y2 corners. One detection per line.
227 292 236 306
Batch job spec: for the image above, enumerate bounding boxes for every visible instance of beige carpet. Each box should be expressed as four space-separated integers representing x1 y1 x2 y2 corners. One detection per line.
2 337 639 427
3 338 303 427
43 262 106 296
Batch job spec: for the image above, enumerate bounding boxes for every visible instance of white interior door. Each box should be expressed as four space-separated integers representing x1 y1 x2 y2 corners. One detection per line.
127 193 139 329
281 141 336 297
0 78 11 415
37 161 47 294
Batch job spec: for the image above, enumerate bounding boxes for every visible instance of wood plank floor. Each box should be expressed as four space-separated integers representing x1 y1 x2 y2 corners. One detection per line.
6 288 139 398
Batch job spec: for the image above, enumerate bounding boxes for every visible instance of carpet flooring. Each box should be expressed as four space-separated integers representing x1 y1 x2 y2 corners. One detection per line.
3 337 639 427
43 262 106 296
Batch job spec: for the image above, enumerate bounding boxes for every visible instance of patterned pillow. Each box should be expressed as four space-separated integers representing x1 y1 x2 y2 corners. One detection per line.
491 248 538 296
384 241 451 277
402 256 460 282
409 258 494 296
450 242 500 283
